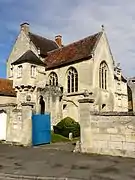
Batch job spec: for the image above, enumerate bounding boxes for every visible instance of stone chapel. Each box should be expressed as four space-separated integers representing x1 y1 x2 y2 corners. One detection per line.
5 22 128 126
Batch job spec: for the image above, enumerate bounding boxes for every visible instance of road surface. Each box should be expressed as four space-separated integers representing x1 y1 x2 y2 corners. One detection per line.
0 143 135 179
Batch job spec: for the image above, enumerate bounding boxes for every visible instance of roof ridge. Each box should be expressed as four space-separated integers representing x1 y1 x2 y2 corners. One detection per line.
47 31 102 54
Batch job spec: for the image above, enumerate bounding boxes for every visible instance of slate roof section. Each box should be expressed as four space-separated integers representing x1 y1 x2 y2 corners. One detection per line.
0 79 16 97
29 33 59 56
11 50 46 66
45 32 102 69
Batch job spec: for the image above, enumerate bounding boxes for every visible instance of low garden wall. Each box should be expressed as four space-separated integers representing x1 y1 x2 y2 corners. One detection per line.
79 98 135 158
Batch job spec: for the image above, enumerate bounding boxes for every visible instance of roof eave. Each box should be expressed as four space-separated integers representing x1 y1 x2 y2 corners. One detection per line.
46 55 93 70
0 93 16 97
91 31 103 55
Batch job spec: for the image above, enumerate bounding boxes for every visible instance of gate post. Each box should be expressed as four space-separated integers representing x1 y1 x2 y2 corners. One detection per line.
78 97 94 153
21 103 33 146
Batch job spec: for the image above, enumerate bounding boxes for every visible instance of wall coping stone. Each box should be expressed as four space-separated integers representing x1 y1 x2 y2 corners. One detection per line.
78 98 94 103
90 111 135 116
0 103 17 107
21 102 35 106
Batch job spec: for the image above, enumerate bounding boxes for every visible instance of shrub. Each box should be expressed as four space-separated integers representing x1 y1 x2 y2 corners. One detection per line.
53 117 80 138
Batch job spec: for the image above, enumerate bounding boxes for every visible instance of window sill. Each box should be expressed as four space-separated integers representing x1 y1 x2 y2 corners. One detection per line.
31 76 36 79
66 91 92 97
100 88 108 93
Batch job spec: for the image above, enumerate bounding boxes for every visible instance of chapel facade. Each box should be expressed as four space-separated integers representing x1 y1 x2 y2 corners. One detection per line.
6 23 128 126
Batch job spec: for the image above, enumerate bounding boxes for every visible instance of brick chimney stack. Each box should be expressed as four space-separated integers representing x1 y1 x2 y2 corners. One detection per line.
55 35 62 47
20 22 29 35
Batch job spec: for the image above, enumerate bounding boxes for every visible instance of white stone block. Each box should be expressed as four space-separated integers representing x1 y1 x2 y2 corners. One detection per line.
93 140 108 149
109 141 123 150
126 133 135 143
107 128 118 134
93 133 110 141
123 142 135 151
110 134 125 142
92 128 99 133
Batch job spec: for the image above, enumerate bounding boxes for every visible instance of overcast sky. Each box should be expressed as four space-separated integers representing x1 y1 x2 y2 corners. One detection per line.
0 0 135 78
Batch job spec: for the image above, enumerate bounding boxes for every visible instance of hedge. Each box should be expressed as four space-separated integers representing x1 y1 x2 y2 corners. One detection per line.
53 117 80 138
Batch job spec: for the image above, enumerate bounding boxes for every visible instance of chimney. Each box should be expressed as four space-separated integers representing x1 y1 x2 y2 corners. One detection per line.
20 22 29 35
55 35 62 47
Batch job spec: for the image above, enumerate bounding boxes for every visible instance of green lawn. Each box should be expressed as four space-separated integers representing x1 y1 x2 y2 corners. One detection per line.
51 132 71 143
51 132 80 143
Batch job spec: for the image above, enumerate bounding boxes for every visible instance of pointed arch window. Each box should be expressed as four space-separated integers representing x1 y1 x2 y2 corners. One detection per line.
67 67 78 93
99 61 108 90
48 72 58 86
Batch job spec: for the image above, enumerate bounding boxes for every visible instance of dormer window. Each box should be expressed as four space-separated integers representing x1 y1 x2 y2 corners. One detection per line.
17 65 22 78
31 65 36 78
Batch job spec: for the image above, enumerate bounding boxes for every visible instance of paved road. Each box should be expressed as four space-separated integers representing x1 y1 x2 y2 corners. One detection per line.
0 143 135 179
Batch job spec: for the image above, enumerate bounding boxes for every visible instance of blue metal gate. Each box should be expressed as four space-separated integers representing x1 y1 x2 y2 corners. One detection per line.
32 113 51 146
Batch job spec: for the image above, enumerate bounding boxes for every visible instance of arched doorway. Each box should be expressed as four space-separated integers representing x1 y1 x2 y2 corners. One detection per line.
0 111 7 140
39 95 45 114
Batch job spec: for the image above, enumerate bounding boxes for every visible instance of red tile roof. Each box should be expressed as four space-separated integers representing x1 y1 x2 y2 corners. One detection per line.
45 32 102 69
0 79 16 97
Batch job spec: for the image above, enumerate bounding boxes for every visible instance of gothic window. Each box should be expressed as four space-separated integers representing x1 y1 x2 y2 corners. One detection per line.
31 65 36 78
17 65 23 78
67 67 78 93
99 62 108 90
48 72 58 86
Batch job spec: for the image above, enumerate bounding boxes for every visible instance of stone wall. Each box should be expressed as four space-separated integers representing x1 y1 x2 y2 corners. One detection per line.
37 86 63 127
45 59 93 122
79 98 135 158
6 103 33 146
114 79 128 112
0 96 16 104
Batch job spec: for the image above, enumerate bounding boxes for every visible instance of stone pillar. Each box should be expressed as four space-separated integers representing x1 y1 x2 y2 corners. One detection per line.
78 98 94 153
21 103 33 146
54 96 59 125
6 103 33 146
6 104 17 143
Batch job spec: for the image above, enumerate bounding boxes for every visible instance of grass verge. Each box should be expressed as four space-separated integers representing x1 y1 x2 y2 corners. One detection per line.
51 132 71 143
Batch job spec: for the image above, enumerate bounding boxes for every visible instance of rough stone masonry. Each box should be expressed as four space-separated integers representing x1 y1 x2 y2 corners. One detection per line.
79 97 135 158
